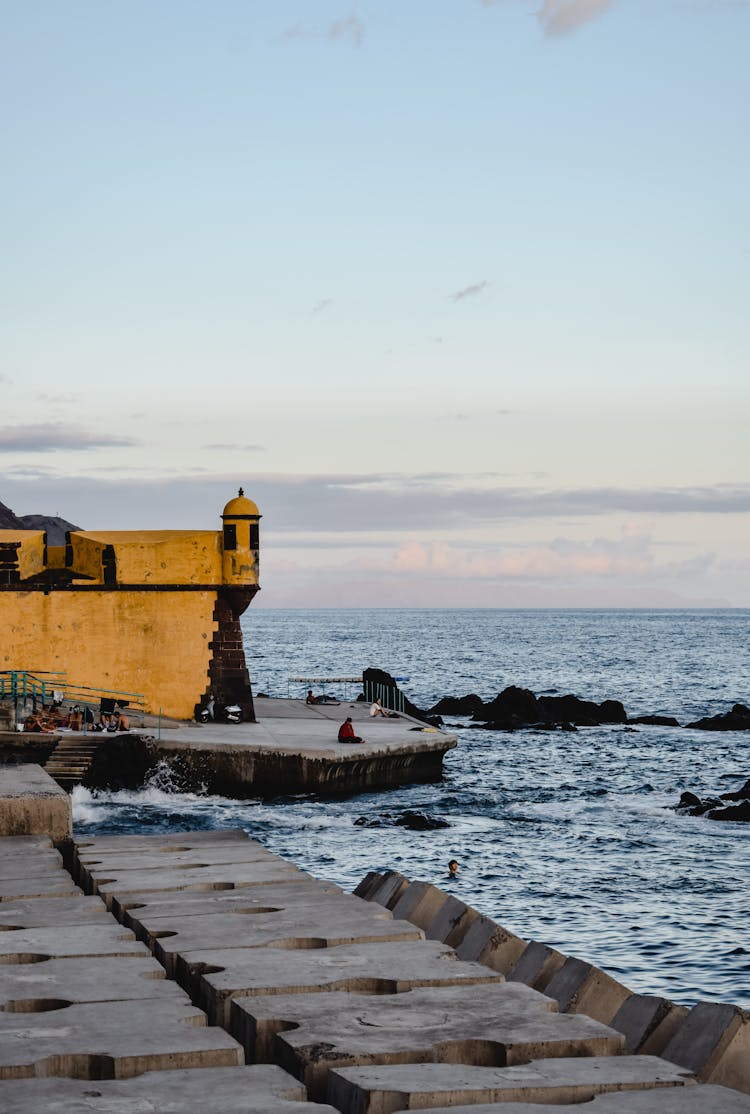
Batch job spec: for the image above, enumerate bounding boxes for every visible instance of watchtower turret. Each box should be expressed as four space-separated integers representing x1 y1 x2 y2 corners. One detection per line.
221 487 261 586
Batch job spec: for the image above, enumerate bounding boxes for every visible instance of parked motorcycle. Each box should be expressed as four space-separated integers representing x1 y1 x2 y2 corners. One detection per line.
198 700 243 724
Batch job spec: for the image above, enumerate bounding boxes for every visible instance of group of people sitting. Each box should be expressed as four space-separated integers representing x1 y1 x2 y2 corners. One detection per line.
23 699 129 733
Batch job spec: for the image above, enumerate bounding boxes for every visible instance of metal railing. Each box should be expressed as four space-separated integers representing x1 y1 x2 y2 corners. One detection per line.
362 679 406 715
0 670 146 732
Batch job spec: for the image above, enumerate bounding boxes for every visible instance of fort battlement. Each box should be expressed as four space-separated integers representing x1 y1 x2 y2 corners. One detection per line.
0 490 261 721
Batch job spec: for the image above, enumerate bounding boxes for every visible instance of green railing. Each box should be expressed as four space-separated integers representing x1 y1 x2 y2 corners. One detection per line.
0 670 146 731
362 679 406 715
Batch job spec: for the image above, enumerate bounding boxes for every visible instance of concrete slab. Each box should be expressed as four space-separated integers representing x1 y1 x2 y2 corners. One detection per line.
327 1055 695 1112
0 872 80 901
662 1001 750 1092
0 765 71 843
230 981 625 1100
0 851 64 878
544 955 632 1024
137 906 425 977
0 1065 341 1112
186 938 504 1026
112 877 346 926
507 939 567 989
0 895 111 929
0 954 186 1008
454 914 527 974
374 1084 750 1113
76 842 280 886
0 835 55 852
0 923 148 962
74 828 253 855
86 859 310 908
0 997 243 1079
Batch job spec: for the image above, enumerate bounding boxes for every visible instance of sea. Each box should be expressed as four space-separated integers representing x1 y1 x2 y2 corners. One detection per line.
72 608 750 1010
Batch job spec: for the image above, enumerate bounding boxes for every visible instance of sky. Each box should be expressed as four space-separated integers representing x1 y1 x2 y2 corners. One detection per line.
2 0 748 607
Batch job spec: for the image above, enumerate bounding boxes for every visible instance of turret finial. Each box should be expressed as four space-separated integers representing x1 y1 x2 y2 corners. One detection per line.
238 487 244 497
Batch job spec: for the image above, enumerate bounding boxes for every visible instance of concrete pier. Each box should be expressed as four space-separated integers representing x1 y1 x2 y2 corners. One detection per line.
0 823 749 1110
31 697 457 797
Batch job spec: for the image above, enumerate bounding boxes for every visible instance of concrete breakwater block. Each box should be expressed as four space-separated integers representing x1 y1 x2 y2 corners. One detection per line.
423 894 480 949
75 841 282 887
0 1064 342 1113
138 906 425 977
328 1054 695 1112
360 870 410 909
0 849 65 878
0 765 71 843
506 939 567 989
185 938 504 1026
454 915 528 975
543 955 632 1024
611 993 690 1055
73 828 253 858
0 895 111 929
230 981 625 1100
0 923 148 963
378 1083 750 1113
112 877 347 926
0 954 186 1010
83 858 308 908
0 997 244 1079
0 869 79 902
662 1000 750 1093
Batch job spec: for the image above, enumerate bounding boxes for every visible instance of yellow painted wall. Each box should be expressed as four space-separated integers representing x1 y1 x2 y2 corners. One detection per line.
0 531 45 580
0 589 217 719
72 531 224 585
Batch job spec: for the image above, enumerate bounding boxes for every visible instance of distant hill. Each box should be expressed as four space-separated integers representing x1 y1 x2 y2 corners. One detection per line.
0 500 81 546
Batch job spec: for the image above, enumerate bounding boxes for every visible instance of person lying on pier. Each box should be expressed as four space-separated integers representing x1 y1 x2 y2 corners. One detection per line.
23 713 55 734
338 717 364 744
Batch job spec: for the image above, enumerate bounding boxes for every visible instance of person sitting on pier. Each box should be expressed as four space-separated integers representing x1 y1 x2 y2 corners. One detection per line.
69 705 83 731
338 717 364 744
305 690 318 705
370 698 397 718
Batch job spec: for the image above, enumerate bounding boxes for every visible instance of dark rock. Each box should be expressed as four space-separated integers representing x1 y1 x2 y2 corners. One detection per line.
478 686 540 724
675 791 702 809
394 810 449 830
628 715 681 727
686 704 750 731
721 778 750 802
538 693 627 725
428 693 485 717
707 800 750 822
354 810 450 830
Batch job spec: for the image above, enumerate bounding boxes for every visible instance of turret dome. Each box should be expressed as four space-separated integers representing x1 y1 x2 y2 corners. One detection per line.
222 488 260 519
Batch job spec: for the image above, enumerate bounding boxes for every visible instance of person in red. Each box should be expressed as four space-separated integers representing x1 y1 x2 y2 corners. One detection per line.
338 717 364 744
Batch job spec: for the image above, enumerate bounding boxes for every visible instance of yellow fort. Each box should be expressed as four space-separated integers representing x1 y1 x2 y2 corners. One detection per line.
0 489 261 721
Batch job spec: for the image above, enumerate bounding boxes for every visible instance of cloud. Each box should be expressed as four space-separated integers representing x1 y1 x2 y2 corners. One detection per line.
481 0 614 35
3 470 748 539
282 14 366 47
328 15 366 46
202 443 265 452
450 280 491 302
537 0 614 34
0 425 139 453
312 298 333 314
33 392 81 404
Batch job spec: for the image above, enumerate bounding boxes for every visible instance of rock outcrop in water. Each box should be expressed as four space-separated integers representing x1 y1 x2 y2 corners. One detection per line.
673 777 750 822
685 703 750 731
427 685 627 731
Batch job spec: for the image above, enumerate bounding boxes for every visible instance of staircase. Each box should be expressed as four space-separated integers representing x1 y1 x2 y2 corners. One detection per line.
44 735 102 792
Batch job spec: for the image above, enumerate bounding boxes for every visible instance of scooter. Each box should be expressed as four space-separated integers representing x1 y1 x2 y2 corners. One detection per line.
198 700 243 724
